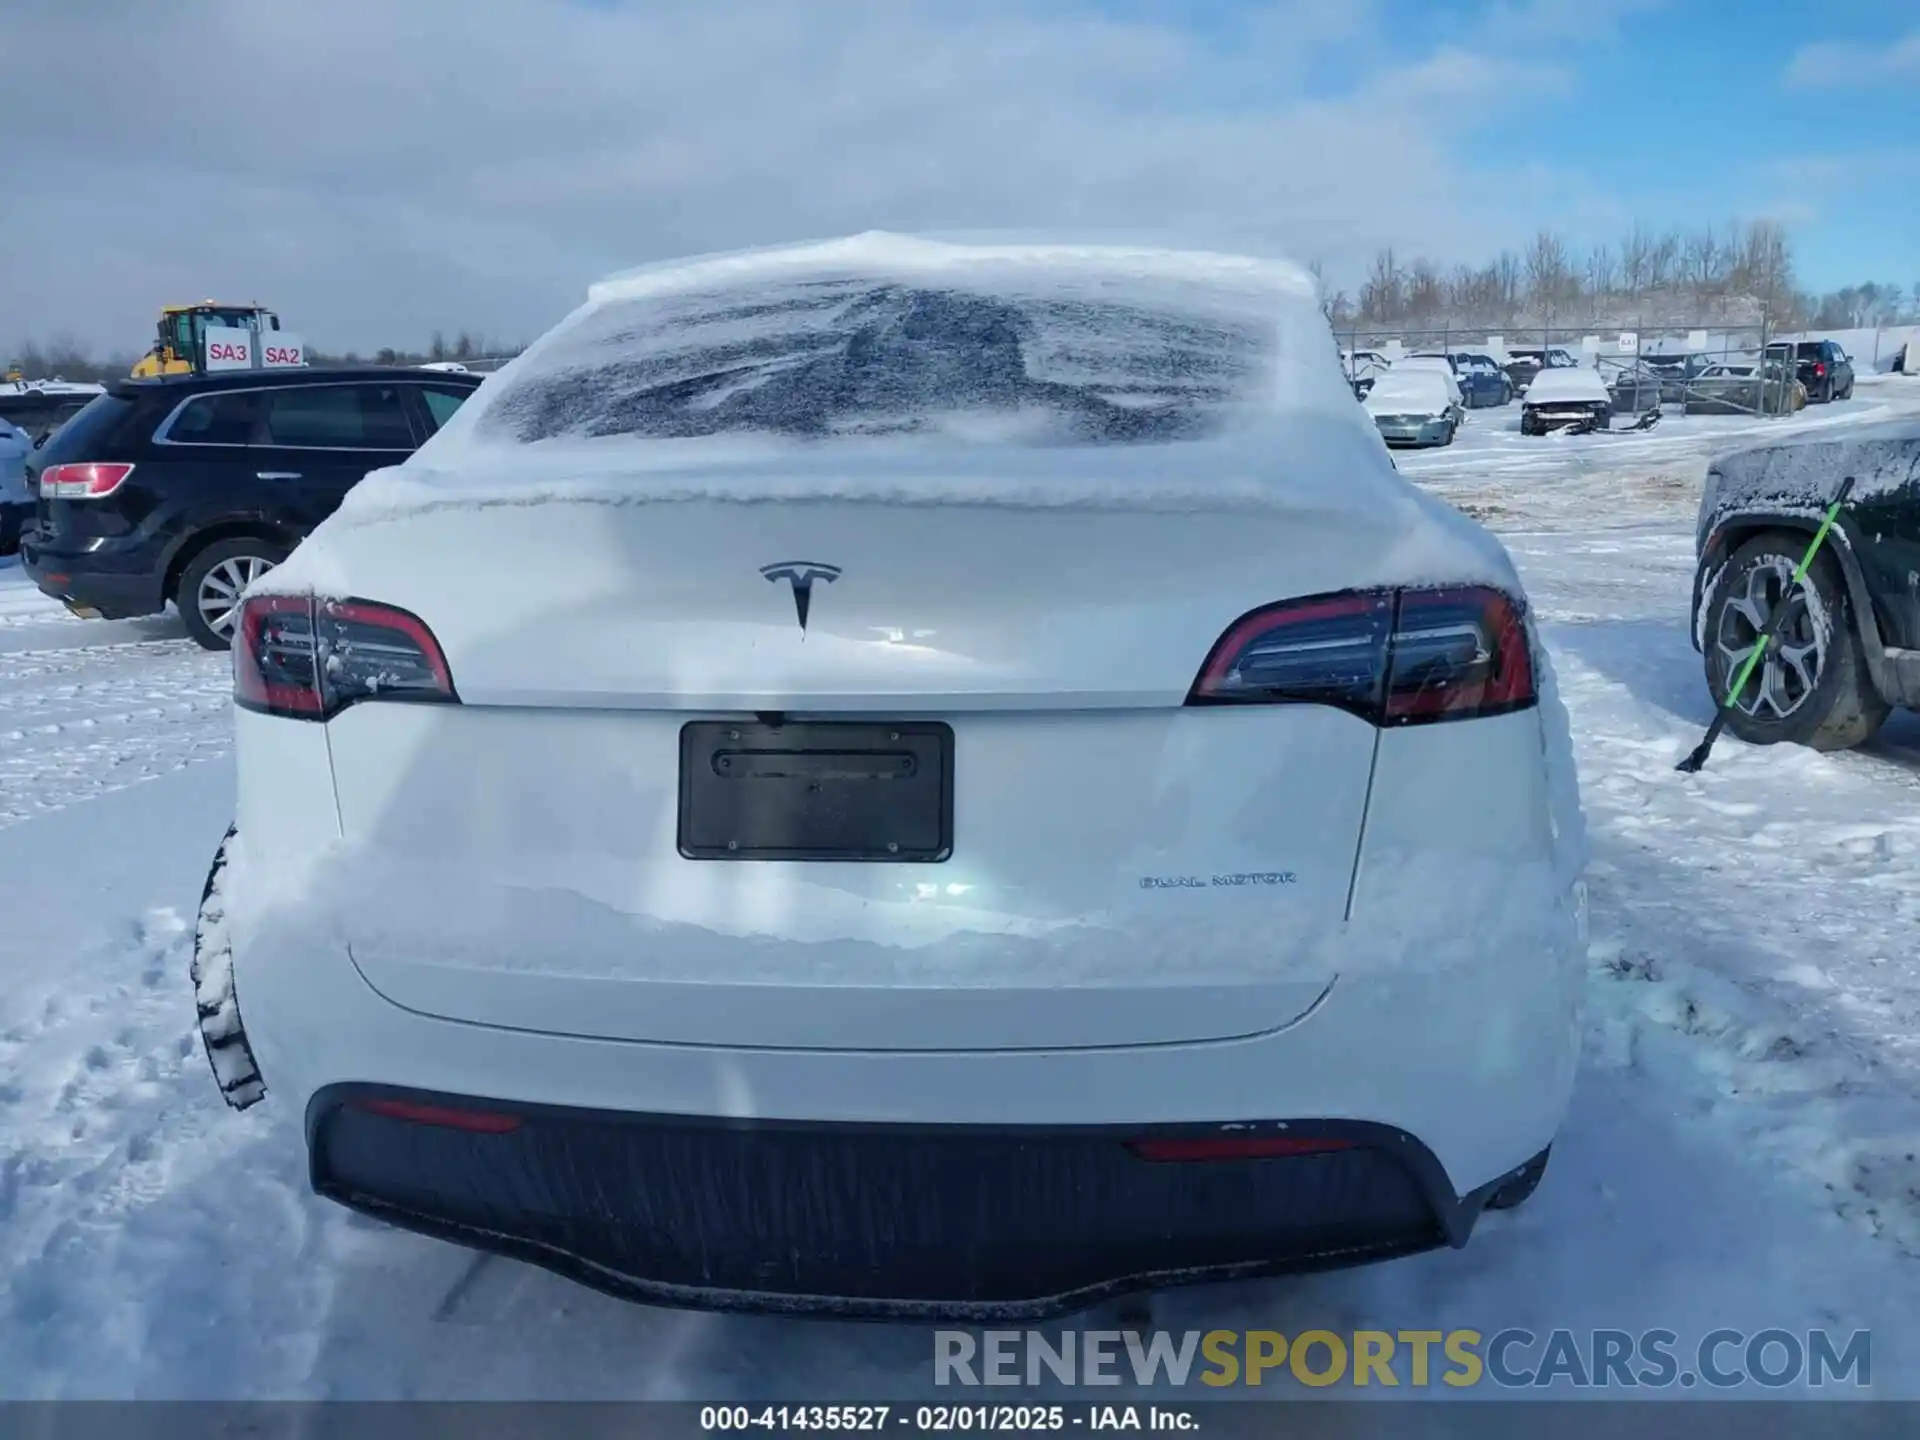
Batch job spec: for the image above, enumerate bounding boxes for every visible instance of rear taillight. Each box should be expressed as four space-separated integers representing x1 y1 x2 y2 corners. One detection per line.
39 462 134 498
1814 362 1827 377
1188 584 1535 726
234 594 457 721
352 1096 521 1134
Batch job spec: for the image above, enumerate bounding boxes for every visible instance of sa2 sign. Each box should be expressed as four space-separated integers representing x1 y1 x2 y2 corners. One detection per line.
263 344 303 367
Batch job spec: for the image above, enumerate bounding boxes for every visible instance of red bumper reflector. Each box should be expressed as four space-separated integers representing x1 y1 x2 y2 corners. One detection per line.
1126 1134 1357 1162
355 1097 523 1134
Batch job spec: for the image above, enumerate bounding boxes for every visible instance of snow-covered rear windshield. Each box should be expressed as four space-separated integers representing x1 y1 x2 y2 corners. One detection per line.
475 277 1277 447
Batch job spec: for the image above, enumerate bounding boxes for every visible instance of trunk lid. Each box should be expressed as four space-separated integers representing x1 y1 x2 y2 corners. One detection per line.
307 491 1494 1051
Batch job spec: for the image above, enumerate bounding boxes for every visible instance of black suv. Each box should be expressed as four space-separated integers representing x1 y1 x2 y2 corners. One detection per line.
1692 422 1920 753
1771 340 1855 404
22 368 481 649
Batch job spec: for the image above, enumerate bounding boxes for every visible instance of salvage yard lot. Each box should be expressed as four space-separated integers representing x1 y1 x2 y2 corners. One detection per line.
3 378 1920 1399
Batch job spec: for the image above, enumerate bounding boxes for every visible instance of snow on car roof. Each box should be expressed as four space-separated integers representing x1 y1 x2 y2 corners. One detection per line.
1363 369 1452 409
1523 367 1611 403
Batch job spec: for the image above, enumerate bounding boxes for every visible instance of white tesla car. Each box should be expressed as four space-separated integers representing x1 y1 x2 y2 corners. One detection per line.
194 234 1587 1318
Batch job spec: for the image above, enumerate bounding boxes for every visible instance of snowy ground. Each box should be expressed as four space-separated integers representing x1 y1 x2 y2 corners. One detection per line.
4 378 1920 1400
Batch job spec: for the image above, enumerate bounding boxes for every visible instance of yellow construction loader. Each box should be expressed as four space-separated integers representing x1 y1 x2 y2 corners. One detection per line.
133 302 286 378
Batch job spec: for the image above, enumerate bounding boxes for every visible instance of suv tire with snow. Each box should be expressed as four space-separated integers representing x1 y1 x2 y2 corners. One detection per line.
176 536 289 651
192 823 266 1111
1703 533 1889 752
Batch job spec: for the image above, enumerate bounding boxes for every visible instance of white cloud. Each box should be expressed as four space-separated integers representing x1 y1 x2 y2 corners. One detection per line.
1 0 1592 353
1784 27 1920 89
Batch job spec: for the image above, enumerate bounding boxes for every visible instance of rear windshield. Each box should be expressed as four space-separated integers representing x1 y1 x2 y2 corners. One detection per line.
31 394 136 465
475 278 1276 447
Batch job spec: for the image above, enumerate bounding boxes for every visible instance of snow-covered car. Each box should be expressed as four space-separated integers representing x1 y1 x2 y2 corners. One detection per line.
1520 366 1614 435
1692 421 1920 752
1364 368 1459 447
1389 354 1466 420
195 234 1585 1318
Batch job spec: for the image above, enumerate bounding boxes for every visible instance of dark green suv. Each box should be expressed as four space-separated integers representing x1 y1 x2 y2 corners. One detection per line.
1692 422 1920 751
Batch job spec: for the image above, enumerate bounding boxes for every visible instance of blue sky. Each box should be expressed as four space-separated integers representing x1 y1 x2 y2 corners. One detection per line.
4 0 1914 350
1102 0 1918 293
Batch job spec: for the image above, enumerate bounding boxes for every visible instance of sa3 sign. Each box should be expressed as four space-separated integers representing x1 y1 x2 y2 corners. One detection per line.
202 324 255 371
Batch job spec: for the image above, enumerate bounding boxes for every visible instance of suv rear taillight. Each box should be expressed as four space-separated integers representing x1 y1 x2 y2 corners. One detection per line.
39 462 134 499
234 595 457 721
1188 584 1535 726
1814 362 1827 377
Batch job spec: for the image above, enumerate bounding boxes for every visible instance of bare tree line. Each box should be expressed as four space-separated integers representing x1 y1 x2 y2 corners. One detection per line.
1319 220 1919 334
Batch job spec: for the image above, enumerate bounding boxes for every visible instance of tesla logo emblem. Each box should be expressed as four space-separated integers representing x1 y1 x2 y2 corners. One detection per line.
760 561 841 633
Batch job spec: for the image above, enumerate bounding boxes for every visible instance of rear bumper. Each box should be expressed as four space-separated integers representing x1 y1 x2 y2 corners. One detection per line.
236 892 1580 1313
307 1089 1517 1319
1372 420 1452 446
20 533 167 619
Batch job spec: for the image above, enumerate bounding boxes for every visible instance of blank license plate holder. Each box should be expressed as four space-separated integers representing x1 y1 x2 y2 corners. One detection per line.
678 721 953 862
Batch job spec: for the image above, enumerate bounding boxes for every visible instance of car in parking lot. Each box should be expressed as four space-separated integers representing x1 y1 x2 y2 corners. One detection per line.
1681 361 1804 417
1412 352 1510 409
1364 368 1459 447
1450 352 1515 408
1640 351 1713 405
1692 420 1920 752
192 235 1583 1320
1502 347 1579 395
1342 349 1390 398
1600 360 1664 420
21 367 481 648
1519 365 1614 435
1776 340 1855 404
1389 354 1466 422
